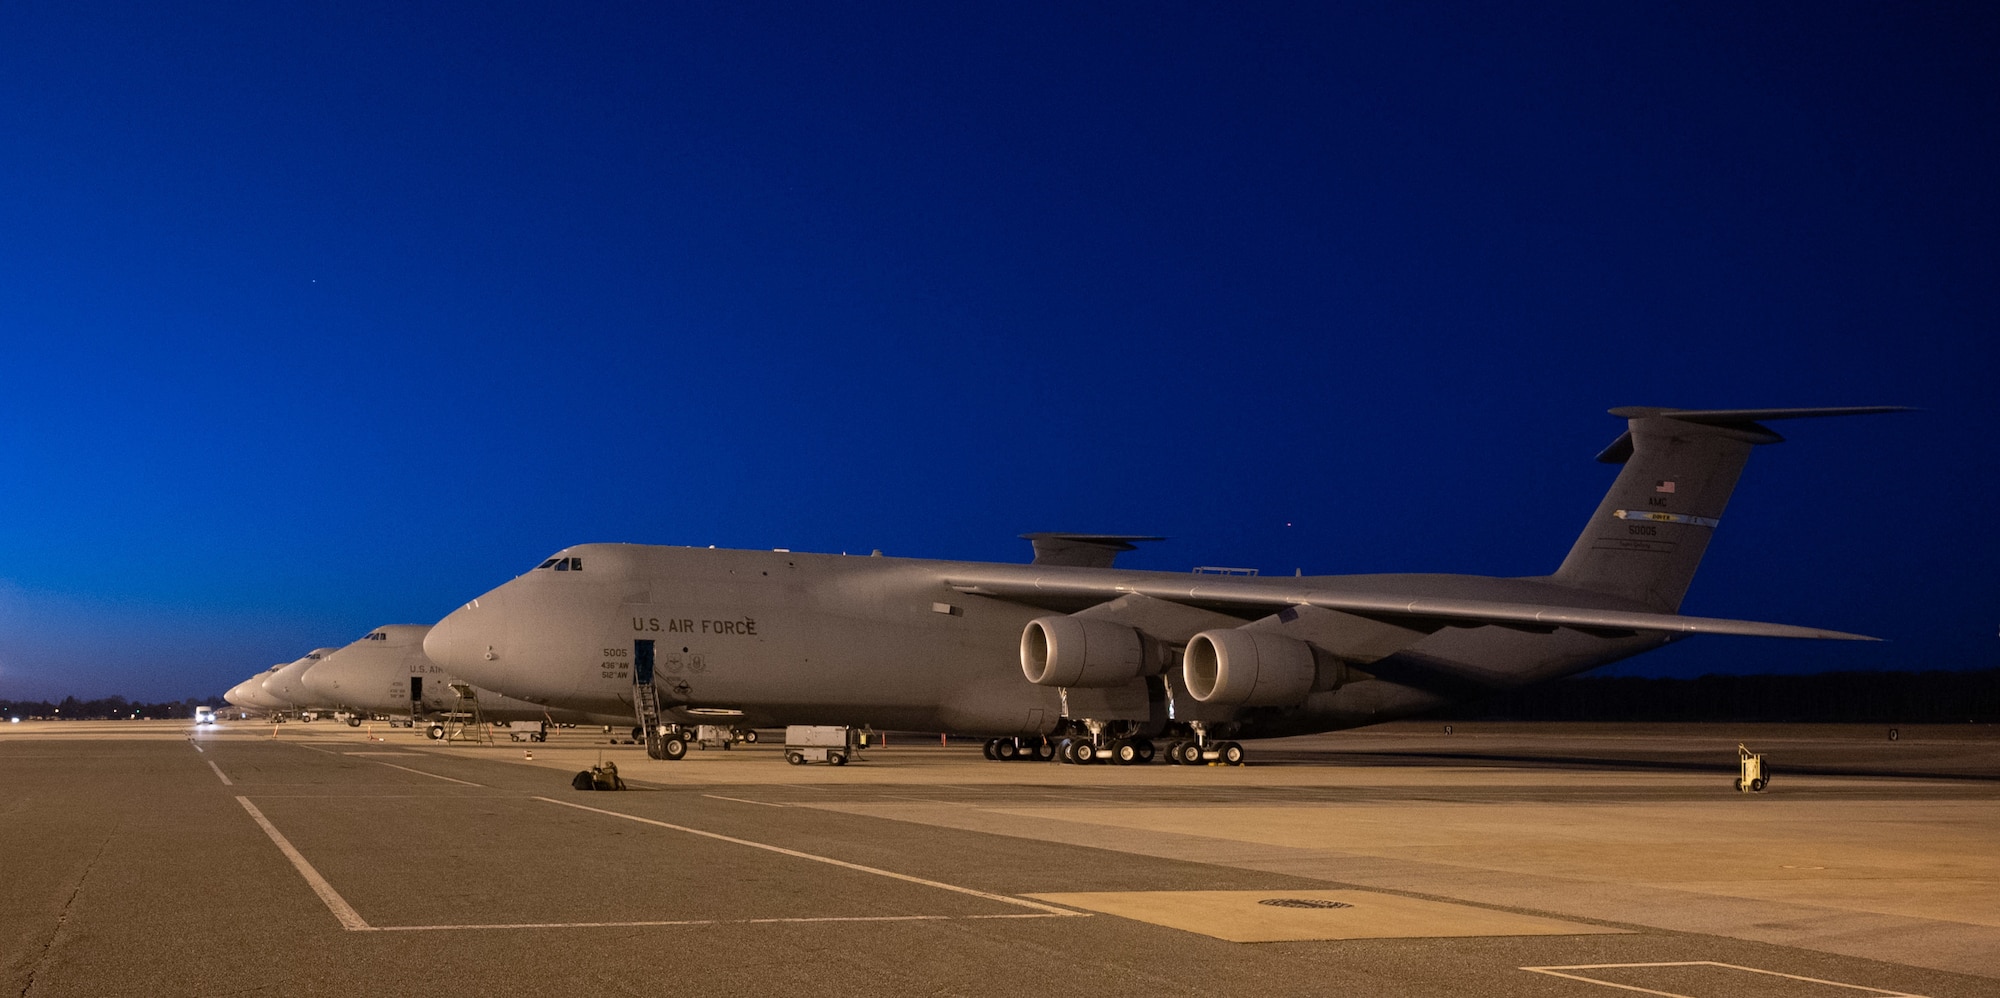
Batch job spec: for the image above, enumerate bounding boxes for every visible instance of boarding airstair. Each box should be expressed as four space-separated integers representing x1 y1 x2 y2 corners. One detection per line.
633 639 666 758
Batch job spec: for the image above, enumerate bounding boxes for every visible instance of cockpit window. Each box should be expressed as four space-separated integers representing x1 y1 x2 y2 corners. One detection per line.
537 558 561 570
537 556 583 572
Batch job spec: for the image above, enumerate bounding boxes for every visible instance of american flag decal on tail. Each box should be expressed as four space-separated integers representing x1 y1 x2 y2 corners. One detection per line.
1655 480 1676 494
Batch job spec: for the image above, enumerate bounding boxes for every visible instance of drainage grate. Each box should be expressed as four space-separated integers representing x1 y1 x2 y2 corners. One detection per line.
1258 898 1353 910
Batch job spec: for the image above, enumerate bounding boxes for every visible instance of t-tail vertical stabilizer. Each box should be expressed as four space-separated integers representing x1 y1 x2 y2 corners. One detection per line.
1550 406 1908 612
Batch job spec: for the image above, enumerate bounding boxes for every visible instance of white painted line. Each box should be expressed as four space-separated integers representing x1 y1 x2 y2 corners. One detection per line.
536 796 1084 917
235 797 371 931
1520 962 1928 998
702 794 786 807
190 743 203 753
207 760 233 786
369 913 1077 932
286 742 483 786
371 762 483 786
247 793 523 800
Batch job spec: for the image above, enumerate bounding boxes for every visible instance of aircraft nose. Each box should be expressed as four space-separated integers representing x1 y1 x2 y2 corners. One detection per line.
300 664 338 699
425 604 490 680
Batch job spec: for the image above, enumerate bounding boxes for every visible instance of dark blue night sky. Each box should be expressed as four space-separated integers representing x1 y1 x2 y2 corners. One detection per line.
2 3 1994 700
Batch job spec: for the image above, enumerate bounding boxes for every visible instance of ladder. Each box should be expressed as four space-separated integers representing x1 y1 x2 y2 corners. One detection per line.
633 639 665 758
441 682 489 744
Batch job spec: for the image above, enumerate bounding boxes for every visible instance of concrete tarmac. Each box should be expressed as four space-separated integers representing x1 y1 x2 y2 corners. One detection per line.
1 719 1993 997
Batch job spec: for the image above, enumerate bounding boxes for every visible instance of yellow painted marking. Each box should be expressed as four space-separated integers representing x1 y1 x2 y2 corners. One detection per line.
1025 889 1624 943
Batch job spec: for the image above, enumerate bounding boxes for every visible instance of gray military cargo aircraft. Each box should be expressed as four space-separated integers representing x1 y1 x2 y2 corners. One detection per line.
224 664 292 715
258 648 341 717
423 406 1901 765
301 624 635 737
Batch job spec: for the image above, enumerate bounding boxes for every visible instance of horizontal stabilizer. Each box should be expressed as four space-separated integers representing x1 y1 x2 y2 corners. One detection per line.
1022 533 1165 569
1594 406 1909 463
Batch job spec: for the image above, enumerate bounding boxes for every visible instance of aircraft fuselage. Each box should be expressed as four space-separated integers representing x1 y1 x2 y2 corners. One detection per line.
425 542 1671 739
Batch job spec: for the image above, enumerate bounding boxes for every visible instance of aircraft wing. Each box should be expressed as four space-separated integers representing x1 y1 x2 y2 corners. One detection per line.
943 569 1878 641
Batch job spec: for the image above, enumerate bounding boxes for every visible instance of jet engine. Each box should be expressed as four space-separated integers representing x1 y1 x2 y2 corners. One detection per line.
1020 615 1146 688
1182 628 1316 706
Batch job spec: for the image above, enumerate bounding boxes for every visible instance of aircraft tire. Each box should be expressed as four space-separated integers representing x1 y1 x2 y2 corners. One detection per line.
1073 741 1098 764
662 736 689 761
1056 738 1075 763
1113 740 1137 765
982 739 998 760
786 751 805 765
995 739 1018 761
427 725 445 740
347 717 361 727
1220 742 1245 766
1163 740 1182 764
1033 739 1056 761
1174 742 1203 766
631 726 644 741
744 730 759 743
1134 738 1155 764
829 751 847 766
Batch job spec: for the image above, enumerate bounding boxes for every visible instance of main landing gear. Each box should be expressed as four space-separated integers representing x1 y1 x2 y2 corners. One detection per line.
1162 738 1245 766
982 736 1056 761
1053 735 1157 765
984 724 1248 768
1040 721 1247 766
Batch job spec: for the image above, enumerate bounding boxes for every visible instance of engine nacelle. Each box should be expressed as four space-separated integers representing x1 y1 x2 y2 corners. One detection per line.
1182 629 1317 706
1020 615 1145 688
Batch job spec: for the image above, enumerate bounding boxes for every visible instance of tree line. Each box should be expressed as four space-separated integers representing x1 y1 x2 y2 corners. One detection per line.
2 695 230 720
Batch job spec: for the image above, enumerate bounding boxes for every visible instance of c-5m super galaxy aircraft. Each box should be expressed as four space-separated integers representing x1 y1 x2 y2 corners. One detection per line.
423 407 1901 765
300 624 636 737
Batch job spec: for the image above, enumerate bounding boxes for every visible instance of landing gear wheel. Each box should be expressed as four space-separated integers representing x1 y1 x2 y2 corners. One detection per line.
1174 741 1203 765
995 739 1019 761
829 751 848 766
1134 738 1155 764
661 736 689 761
1113 740 1138 765
1033 739 1056 761
347 717 361 727
786 751 805 765
1072 741 1098 764
427 725 445 740
631 726 644 741
982 739 998 761
1056 738 1076 763
1219 742 1245 766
